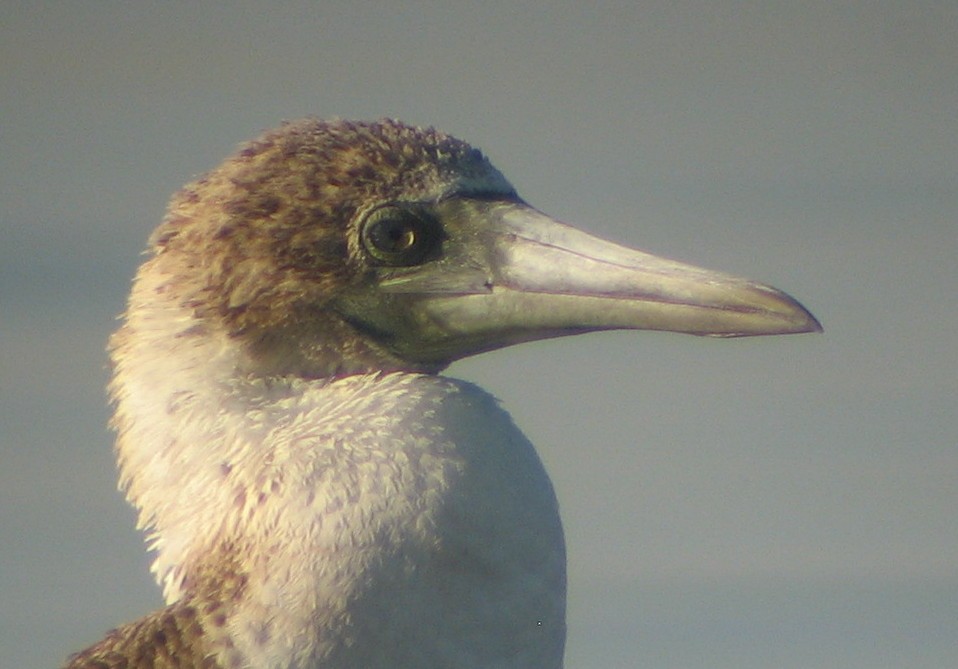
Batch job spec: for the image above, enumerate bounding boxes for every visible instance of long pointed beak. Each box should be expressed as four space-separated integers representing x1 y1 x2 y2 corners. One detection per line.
489 206 822 337
351 201 821 367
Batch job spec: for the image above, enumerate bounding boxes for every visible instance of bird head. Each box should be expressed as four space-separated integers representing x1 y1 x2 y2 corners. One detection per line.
137 118 820 379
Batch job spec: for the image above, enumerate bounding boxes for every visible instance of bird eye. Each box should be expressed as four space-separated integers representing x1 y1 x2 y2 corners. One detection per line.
361 206 439 266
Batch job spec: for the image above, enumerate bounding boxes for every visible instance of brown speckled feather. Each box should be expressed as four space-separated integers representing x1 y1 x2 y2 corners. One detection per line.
65 557 248 668
62 601 221 669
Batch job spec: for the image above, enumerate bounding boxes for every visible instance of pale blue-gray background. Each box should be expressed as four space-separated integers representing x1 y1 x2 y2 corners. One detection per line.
2 3 956 668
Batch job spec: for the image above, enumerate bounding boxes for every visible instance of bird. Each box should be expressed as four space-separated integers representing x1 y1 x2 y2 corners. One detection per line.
63 118 821 669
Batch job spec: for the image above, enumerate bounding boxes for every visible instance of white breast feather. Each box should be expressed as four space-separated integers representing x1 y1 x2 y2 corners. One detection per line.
113 295 566 668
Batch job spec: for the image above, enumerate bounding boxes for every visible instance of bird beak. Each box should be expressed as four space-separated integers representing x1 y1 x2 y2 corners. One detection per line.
357 200 821 367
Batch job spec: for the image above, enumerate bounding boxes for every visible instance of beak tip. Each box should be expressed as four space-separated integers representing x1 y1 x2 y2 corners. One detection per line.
743 280 822 337
780 294 823 335
702 291 822 338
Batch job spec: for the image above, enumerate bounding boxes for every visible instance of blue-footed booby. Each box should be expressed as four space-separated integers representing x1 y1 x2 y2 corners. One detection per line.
64 118 820 669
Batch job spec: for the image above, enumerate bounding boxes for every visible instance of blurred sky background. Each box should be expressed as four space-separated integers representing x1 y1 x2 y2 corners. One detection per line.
2 3 956 668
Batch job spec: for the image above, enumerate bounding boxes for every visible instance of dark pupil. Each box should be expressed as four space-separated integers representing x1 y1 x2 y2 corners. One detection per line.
362 207 436 266
377 219 416 252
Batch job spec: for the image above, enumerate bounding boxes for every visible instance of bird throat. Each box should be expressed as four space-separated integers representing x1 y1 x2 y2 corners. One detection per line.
110 296 567 667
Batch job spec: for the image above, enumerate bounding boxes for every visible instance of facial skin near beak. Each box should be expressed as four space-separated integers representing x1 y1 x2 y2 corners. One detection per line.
348 200 822 368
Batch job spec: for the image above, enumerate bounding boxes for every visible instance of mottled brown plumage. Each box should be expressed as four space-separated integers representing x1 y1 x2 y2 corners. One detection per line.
65 555 250 669
142 118 513 378
64 601 218 669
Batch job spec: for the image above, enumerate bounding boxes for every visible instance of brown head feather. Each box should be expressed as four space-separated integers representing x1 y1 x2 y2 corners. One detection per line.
130 119 513 377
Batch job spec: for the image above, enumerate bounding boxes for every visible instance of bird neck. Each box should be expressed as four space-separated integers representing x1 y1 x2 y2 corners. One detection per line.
109 285 567 668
